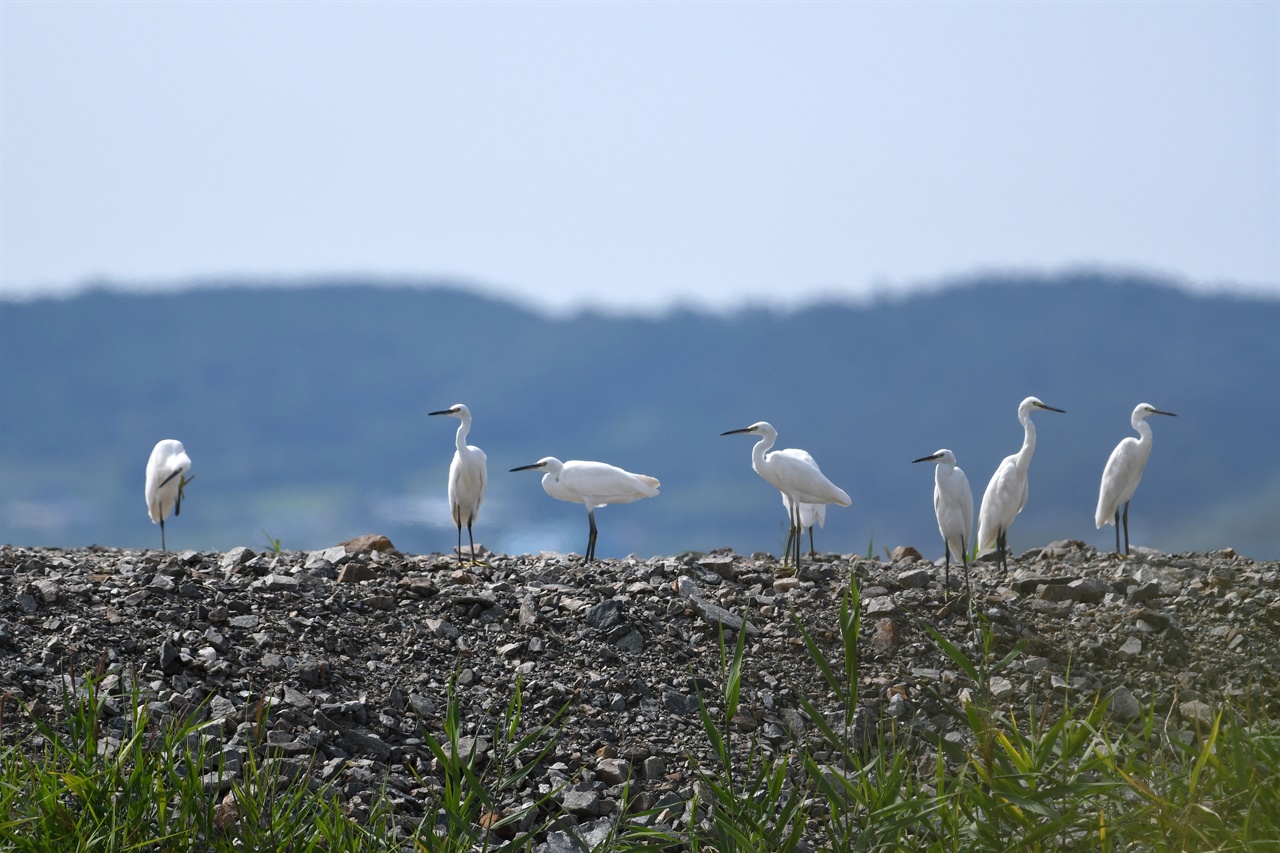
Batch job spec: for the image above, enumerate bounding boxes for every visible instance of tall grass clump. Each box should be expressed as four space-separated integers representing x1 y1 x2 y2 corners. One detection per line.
684 577 1280 852
683 617 811 851
0 657 396 852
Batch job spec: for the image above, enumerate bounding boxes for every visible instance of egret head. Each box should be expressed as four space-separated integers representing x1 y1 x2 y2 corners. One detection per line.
429 403 470 419
912 449 955 465
721 421 777 440
510 457 562 474
1134 403 1177 421
1020 396 1066 415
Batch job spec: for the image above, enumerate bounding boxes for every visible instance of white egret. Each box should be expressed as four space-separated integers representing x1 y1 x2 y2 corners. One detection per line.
912 449 974 595
509 457 659 561
429 404 488 566
145 439 193 552
977 397 1065 572
782 495 826 560
1095 403 1177 555
721 422 851 567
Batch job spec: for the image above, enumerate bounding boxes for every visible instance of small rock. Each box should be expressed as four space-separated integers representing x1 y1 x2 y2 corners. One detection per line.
1179 700 1215 727
148 574 176 593
337 563 378 584
865 596 896 616
1109 687 1142 724
340 534 396 554
294 660 328 686
561 788 601 817
585 599 624 630
32 579 60 603
258 574 299 592
596 757 629 784
1126 581 1162 604
898 568 932 589
696 555 737 578
1066 577 1112 603
158 640 182 675
871 619 899 655
221 547 256 568
661 689 699 716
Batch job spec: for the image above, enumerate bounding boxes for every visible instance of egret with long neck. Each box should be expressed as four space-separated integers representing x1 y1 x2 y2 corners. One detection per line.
913 448 974 596
722 421 851 568
1095 403 1176 555
429 404 487 566
977 397 1065 571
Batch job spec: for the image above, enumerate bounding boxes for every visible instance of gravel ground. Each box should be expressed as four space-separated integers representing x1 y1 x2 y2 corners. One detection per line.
2 538 1277 848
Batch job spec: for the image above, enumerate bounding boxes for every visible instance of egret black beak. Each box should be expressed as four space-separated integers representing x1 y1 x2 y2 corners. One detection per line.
911 454 941 464
1153 409 1177 417
510 463 544 473
428 408 456 417
1038 403 1067 413
721 427 754 436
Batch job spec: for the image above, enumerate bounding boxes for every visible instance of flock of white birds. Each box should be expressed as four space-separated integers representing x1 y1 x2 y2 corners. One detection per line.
144 396 1175 571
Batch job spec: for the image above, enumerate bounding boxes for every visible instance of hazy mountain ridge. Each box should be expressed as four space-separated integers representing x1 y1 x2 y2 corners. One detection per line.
1 273 1277 558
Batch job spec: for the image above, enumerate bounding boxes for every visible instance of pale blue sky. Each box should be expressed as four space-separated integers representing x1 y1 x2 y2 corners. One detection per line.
2 0 1276 312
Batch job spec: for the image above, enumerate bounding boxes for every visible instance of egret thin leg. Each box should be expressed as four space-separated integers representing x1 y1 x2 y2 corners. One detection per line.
587 510 598 562
943 542 951 595
160 519 166 552
466 518 477 565
1113 510 1121 554
791 500 802 567
1122 502 1130 556
808 525 816 559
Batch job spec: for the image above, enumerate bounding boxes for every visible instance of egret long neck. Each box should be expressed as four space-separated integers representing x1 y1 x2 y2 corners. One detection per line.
454 415 470 452
1015 412 1037 473
1133 419 1154 458
750 433 776 476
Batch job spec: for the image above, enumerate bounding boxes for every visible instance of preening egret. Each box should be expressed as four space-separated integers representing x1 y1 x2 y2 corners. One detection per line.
429 404 487 565
145 439 193 552
1095 403 1177 555
912 449 974 595
977 397 1065 572
721 422 851 567
510 457 659 561
782 495 826 560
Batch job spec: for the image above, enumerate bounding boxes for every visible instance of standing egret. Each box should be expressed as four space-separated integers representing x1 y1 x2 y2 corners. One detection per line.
510 457 659 561
1095 403 1177 556
912 449 974 595
782 495 826 560
977 397 1065 572
145 439 193 552
722 422 851 567
429 404 487 566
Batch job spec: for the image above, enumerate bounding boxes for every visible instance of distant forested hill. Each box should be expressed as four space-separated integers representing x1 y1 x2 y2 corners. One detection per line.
2 273 1277 559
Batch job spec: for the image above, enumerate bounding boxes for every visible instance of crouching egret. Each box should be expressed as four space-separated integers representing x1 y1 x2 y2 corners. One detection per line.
145 439 193 552
912 449 974 596
782 495 826 560
977 397 1065 572
1095 403 1177 556
429 404 487 565
510 457 659 561
721 422 851 567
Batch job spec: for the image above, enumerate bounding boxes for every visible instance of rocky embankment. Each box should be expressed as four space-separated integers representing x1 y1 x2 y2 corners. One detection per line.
1 539 1277 848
